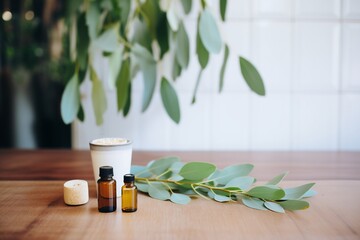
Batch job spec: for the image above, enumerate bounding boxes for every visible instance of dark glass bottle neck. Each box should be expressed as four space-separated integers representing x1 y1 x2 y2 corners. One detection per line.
100 176 113 181
125 182 134 187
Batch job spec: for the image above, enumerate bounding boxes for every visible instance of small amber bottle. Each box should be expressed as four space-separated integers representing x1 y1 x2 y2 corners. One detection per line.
98 166 117 213
121 174 137 212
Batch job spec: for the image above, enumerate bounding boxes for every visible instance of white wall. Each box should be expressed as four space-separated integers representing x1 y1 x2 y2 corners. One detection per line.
73 0 360 151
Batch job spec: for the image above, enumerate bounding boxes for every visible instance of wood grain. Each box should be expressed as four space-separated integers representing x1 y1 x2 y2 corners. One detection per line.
1 150 360 180
0 180 359 240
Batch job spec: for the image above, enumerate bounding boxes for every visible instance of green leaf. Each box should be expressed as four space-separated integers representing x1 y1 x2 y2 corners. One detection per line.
77 103 85 122
264 201 285 213
172 56 182 80
266 172 288 185
86 2 100 40
225 176 255 190
132 18 153 53
136 183 149 193
196 16 209 69
247 185 285 201
160 77 181 124
119 0 131 28
179 162 216 181
175 22 190 69
170 193 191 205
199 8 222 54
131 44 157 112
109 46 123 89
139 0 160 39
168 174 184 181
210 164 254 185
90 66 107 125
116 58 130 111
214 193 231 202
131 165 152 178
241 196 267 211
219 44 229 92
191 69 203 104
148 184 170 201
123 82 131 117
282 183 315 200
181 0 192 14
156 13 169 60
302 189 317 198
61 74 80 124
278 200 309 211
170 161 185 174
147 156 181 175
77 13 90 70
239 56 266 96
220 0 227 21
93 25 119 52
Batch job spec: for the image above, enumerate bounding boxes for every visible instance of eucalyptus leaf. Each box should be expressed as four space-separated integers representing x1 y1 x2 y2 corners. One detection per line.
116 58 130 111
179 162 216 181
170 161 185 174
181 0 192 14
191 69 202 104
131 165 152 178
247 185 285 201
214 194 231 203
156 13 169 59
132 19 153 52
219 44 229 92
119 0 131 28
239 56 265 96
77 103 85 122
264 201 285 213
90 66 107 125
172 55 182 80
199 8 222 54
93 26 119 52
170 193 191 205
137 183 150 193
302 189 317 198
86 2 100 40
241 196 267 211
225 176 255 190
196 16 209 69
147 156 181 175
210 164 254 185
266 172 288 185
131 44 157 112
148 184 170 200
282 183 315 200
168 174 184 181
220 0 227 21
123 82 131 117
108 46 123 89
160 77 181 124
175 22 190 69
278 200 309 211
140 0 160 39
77 13 90 70
61 74 80 124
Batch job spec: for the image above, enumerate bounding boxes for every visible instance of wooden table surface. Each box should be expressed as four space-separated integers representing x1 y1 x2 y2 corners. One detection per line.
0 150 360 239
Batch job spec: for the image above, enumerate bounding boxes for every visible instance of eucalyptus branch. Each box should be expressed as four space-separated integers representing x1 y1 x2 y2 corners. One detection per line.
132 157 316 213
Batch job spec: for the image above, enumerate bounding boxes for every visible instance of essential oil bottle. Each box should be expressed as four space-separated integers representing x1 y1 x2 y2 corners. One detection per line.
98 166 117 213
121 174 137 212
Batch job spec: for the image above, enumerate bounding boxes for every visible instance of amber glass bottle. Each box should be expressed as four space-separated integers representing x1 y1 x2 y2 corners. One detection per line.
97 166 117 213
121 174 137 212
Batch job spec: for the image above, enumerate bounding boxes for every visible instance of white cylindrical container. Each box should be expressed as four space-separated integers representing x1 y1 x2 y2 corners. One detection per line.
89 138 132 197
63 179 89 205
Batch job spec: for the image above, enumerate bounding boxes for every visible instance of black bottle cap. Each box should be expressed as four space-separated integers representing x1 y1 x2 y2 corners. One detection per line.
124 174 135 183
99 166 113 178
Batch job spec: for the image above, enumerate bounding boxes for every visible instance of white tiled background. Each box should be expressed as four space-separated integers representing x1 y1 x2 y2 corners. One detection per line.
73 0 360 151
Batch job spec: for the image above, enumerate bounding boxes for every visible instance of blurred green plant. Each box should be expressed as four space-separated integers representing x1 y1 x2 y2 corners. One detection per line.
132 156 316 212
61 0 266 125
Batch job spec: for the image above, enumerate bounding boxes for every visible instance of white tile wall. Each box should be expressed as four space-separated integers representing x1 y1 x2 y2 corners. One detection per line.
73 0 360 151
295 0 341 19
341 23 360 91
340 94 360 150
293 22 340 93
